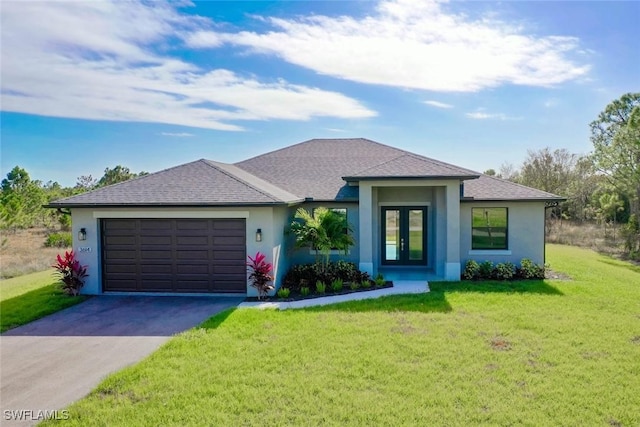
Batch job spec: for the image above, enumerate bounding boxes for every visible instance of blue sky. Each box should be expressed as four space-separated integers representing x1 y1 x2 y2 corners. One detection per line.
1 0 638 187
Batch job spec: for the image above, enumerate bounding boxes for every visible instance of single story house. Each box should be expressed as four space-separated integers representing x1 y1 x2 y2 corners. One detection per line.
48 138 562 296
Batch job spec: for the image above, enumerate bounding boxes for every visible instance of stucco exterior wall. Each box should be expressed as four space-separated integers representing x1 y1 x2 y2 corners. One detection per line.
459 201 546 268
70 206 287 295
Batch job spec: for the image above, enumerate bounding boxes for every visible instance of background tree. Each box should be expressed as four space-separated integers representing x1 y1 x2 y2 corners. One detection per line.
497 162 520 181
517 148 580 219
96 166 148 188
518 148 577 196
0 166 47 229
75 175 97 192
590 92 640 217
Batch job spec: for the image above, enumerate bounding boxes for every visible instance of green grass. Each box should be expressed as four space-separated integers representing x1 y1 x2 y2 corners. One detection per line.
46 245 640 426
1 270 88 333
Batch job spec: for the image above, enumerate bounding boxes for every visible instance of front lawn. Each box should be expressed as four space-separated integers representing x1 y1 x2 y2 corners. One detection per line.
47 245 640 426
0 270 88 333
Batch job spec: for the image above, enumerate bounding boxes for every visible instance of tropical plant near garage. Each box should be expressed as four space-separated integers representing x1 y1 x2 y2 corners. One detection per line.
52 250 88 296
246 252 274 300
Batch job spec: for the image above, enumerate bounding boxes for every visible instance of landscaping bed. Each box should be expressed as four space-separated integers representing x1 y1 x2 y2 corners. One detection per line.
244 280 393 302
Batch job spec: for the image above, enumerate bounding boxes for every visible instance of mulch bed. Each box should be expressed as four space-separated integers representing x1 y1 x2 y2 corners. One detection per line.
244 281 394 302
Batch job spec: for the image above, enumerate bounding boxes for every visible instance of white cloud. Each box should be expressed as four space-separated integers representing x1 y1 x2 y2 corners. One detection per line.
424 100 454 109
466 111 521 121
0 1 375 131
160 132 195 137
189 0 589 92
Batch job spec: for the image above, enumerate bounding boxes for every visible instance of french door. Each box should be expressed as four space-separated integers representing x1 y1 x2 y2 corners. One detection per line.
381 207 427 265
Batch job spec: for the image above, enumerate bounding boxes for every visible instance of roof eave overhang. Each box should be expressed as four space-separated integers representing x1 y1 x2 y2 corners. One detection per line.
298 198 360 203
45 200 304 209
460 197 567 203
342 174 480 182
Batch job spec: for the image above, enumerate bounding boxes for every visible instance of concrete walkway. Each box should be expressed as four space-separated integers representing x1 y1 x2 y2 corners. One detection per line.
0 296 242 426
239 281 429 309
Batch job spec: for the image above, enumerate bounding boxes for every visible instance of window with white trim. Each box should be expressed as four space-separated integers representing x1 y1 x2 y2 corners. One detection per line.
471 207 508 250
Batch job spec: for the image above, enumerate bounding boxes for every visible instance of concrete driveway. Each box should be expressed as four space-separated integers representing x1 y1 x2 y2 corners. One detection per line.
0 295 242 426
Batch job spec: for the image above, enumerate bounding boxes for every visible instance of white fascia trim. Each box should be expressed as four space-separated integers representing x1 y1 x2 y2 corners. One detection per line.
93 210 250 219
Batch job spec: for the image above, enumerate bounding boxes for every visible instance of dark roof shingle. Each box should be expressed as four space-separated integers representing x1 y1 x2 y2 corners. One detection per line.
49 159 301 207
462 175 563 201
236 138 479 200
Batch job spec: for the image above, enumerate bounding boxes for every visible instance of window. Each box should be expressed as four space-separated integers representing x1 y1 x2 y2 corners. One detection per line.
472 208 508 250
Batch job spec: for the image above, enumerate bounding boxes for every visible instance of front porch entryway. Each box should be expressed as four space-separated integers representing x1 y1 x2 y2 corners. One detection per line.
381 206 427 265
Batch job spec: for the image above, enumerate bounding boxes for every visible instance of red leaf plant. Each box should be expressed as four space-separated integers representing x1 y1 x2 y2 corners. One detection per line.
52 250 88 296
247 252 274 300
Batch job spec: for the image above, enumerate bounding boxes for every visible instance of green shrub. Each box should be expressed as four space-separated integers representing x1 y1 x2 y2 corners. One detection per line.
517 258 545 279
44 232 72 248
300 287 310 297
374 273 385 287
494 262 515 280
330 278 343 292
361 279 372 288
58 213 72 231
350 282 361 291
315 280 326 294
462 260 480 280
277 288 291 299
478 261 495 280
283 262 370 291
334 260 360 282
282 264 315 292
357 271 371 284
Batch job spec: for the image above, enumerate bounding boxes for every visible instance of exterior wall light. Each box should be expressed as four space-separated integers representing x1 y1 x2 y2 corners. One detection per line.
78 228 87 241
256 228 262 242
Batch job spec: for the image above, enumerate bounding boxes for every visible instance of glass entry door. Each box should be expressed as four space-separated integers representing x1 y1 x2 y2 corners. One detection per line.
382 207 427 265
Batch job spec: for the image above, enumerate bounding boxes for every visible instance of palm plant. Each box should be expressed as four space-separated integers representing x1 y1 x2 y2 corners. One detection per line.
287 207 355 266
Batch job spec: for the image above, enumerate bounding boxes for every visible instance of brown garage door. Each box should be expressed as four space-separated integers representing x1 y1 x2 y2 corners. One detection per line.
102 218 246 293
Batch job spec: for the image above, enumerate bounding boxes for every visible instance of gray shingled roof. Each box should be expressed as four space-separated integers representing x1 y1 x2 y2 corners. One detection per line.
344 153 479 180
235 138 479 200
462 174 563 201
50 138 563 207
48 159 302 207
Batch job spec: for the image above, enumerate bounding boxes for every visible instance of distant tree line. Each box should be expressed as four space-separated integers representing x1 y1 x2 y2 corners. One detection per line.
0 165 147 231
484 93 640 258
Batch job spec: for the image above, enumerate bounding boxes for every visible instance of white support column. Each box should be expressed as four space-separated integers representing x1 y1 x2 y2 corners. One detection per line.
359 182 374 275
445 183 461 280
